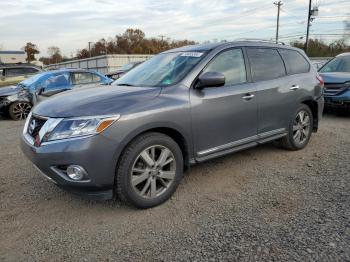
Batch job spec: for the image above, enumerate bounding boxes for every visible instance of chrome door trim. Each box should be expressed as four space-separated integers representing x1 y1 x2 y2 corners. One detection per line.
196 128 286 157
197 135 257 156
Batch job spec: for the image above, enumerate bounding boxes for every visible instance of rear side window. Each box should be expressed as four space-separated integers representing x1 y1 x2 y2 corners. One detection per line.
279 49 310 74
247 48 286 81
91 73 102 82
203 48 246 86
72 72 102 85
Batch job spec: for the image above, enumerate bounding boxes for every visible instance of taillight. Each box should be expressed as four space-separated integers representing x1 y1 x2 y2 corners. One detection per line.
316 74 324 88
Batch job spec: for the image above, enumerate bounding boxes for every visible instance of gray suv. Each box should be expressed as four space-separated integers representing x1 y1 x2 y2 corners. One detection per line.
21 41 324 208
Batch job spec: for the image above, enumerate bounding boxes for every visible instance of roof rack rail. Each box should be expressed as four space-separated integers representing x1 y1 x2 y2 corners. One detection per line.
235 38 286 45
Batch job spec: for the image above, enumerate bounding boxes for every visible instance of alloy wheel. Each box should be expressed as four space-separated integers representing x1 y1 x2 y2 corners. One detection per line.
292 110 310 145
131 145 176 199
12 103 32 120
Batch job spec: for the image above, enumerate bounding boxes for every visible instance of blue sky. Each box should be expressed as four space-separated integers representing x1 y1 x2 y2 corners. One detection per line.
0 0 349 57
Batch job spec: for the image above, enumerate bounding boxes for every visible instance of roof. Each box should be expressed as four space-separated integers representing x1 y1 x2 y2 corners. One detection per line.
162 41 296 54
47 68 98 73
0 51 25 54
0 63 41 69
336 52 350 57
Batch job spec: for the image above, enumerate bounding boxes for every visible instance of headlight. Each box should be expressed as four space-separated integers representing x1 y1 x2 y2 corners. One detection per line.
44 115 120 142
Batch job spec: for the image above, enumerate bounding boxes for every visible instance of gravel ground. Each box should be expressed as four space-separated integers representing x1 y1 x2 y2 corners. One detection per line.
0 114 349 261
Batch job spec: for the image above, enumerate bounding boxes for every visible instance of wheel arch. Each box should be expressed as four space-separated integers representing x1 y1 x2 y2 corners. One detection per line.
301 99 319 132
116 123 192 173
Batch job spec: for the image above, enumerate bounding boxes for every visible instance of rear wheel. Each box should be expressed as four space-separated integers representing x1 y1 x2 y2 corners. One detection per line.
279 104 313 150
116 132 183 208
8 102 32 120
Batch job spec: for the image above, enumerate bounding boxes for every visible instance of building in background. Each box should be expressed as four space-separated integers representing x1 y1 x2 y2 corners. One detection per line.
45 54 153 74
0 51 26 64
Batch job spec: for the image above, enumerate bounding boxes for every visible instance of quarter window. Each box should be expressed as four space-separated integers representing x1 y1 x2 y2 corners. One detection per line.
247 48 286 81
203 49 247 86
279 49 310 74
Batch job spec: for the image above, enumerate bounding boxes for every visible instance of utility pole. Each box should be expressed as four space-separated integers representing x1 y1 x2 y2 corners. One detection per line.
305 0 312 53
158 35 166 42
88 41 93 57
274 1 283 44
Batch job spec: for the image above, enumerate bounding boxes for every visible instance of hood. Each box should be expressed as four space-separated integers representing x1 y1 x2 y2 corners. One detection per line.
0 85 20 97
319 72 350 84
33 85 161 118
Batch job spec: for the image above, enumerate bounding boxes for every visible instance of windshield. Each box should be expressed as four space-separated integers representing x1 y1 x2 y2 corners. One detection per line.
20 72 46 89
113 51 206 87
319 55 350 73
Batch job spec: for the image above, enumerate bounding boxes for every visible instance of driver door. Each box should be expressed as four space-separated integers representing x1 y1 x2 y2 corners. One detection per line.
190 48 258 161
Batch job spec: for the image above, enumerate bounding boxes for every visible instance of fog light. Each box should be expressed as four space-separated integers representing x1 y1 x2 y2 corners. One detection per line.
66 165 87 181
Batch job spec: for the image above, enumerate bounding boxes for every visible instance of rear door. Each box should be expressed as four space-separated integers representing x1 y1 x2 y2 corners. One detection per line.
246 47 294 135
190 48 258 159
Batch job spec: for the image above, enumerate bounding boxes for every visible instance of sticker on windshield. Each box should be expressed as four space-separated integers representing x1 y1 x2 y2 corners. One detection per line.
180 52 203 57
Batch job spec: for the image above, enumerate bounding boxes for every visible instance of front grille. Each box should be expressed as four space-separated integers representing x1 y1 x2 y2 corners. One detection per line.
324 83 348 96
27 115 47 140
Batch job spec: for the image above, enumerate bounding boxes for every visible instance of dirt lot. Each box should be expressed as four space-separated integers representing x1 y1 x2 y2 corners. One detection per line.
0 114 349 261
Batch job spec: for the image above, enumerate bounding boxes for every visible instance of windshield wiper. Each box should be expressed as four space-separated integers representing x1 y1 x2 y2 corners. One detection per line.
116 83 134 86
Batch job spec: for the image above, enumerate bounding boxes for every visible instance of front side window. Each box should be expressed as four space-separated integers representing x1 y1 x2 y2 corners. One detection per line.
279 49 310 74
42 73 70 90
319 55 350 73
202 49 246 86
247 48 286 81
113 51 206 87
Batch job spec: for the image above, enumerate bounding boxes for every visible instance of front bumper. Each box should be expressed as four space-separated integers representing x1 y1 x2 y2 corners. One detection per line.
324 89 350 109
21 133 120 200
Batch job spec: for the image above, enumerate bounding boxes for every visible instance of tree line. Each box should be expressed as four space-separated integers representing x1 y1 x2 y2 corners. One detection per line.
20 28 350 65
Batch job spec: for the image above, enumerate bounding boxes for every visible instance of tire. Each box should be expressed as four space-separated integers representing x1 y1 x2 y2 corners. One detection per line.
8 101 32 120
278 104 313 150
116 132 184 209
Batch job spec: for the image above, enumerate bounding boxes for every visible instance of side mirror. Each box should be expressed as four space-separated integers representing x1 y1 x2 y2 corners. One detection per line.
196 72 225 89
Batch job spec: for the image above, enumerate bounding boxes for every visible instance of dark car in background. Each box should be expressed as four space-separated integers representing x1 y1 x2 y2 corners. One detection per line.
21 41 324 208
105 61 143 80
0 68 112 120
319 52 350 112
0 64 42 87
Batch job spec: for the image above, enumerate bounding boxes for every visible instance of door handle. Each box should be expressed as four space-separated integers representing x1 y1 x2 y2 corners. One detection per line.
242 94 255 101
289 85 300 91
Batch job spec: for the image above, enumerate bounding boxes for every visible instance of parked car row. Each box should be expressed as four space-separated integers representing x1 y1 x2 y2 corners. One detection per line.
0 64 42 87
20 41 325 208
0 69 112 120
318 52 350 111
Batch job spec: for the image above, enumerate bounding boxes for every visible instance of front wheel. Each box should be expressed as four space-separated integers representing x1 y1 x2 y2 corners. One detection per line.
116 132 184 208
8 101 32 120
279 104 313 150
